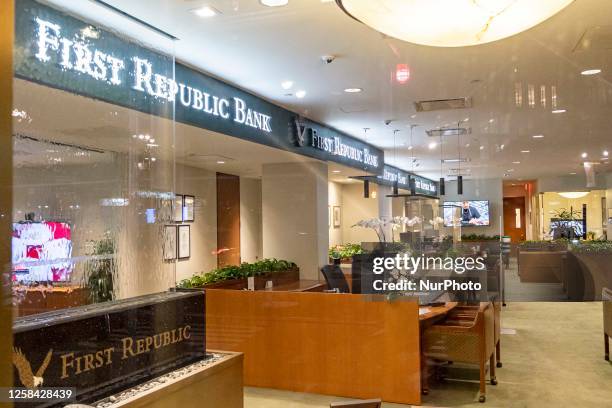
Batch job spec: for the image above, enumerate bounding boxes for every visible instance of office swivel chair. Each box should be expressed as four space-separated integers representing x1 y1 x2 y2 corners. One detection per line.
604 287 611 361
330 399 382 408
321 264 350 293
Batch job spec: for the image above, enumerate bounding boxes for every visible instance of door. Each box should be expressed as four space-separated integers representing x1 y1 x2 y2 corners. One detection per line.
216 172 241 267
503 197 526 243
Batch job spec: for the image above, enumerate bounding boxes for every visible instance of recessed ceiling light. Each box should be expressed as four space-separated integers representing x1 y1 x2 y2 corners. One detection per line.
569 172 577 175
521 150 530 153
217 160 225 164
512 161 521 164
507 169 515 172
479 145 485 150
260 0 289 6
552 109 566 114
192 6 219 17
428 142 437 149
581 152 588 158
332 170 341 173
603 150 609 157
407 145 413 150
500 144 505 150
281 80 294 90
488 118 495 123
295 90 306 98
581 69 601 76
344 88 363 93
532 134 544 139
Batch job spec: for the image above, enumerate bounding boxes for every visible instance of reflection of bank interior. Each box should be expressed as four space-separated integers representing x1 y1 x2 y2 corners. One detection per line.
13 78 393 307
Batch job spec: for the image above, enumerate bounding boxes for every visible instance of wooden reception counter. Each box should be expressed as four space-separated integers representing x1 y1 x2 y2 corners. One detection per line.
206 289 422 405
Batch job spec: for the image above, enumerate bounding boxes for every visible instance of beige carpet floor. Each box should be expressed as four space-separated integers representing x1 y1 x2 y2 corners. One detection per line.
244 302 612 408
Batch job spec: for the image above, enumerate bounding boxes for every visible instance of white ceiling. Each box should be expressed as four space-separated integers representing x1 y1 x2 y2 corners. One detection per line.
40 0 612 182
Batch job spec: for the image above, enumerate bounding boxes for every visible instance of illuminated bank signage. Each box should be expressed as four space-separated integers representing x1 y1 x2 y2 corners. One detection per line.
15 0 383 173
32 17 272 133
377 164 438 197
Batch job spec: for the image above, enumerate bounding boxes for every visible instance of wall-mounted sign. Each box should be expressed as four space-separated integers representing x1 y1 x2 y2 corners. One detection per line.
380 165 410 189
12 291 205 406
15 0 383 174
412 174 438 196
293 117 380 169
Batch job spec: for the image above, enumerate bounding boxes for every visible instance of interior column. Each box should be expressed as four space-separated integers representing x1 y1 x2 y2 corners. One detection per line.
262 162 328 280
0 0 14 391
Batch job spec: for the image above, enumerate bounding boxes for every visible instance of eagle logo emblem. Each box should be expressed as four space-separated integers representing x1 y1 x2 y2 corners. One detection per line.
12 348 53 389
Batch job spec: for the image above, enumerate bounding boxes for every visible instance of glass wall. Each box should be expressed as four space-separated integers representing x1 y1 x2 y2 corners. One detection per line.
12 0 177 315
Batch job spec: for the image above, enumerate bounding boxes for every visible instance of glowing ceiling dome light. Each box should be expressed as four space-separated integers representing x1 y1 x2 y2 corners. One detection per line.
558 191 589 199
336 0 574 47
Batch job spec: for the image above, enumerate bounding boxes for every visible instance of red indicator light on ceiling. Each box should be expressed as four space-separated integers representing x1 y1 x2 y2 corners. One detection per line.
396 64 410 84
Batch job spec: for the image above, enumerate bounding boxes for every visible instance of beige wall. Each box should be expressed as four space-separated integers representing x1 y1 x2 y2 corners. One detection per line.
328 181 343 247
240 177 263 263
175 164 218 282
341 183 380 243
1 0 14 396
262 162 328 279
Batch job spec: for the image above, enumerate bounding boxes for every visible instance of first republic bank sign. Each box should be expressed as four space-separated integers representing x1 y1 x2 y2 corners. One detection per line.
14 0 384 174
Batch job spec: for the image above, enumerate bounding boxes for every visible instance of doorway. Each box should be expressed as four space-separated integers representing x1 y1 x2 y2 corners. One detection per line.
503 197 526 243
216 172 241 267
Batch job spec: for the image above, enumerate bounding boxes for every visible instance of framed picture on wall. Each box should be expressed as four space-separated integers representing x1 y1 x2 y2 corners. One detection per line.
183 195 195 222
333 206 341 228
173 194 183 223
177 224 191 259
163 225 177 261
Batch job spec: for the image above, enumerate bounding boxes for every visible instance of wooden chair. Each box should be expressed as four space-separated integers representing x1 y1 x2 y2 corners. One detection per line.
604 287 611 361
422 302 497 403
330 399 382 408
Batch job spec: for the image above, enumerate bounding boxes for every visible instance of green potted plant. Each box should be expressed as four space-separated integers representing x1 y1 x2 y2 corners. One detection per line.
85 233 116 304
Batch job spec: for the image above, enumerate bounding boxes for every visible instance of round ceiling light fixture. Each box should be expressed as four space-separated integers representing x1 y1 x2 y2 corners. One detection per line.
558 191 589 199
335 0 574 47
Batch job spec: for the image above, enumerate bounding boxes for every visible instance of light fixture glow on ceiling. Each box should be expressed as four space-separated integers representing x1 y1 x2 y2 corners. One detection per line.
558 191 589 199
332 170 341 173
603 150 609 157
581 152 587 158
521 150 530 153
428 142 437 149
192 6 219 17
552 109 566 113
532 134 544 138
344 88 363 93
335 0 574 47
295 90 306 98
512 161 521 164
260 0 289 7
281 81 294 90
216 160 225 164
581 69 601 76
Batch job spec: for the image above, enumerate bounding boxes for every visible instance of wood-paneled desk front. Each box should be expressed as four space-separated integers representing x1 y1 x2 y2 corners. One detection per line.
206 290 422 405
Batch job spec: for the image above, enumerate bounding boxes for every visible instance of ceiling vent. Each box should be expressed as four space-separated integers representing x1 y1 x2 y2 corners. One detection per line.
574 26 612 52
414 97 472 112
426 127 471 137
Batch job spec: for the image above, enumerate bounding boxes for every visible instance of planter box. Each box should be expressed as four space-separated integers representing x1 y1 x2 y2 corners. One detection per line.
185 267 300 290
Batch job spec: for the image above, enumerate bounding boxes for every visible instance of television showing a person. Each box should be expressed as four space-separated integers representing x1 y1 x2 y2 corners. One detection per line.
461 201 481 225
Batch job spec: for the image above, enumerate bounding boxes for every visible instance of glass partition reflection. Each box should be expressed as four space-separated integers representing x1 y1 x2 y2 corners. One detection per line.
12 1 176 317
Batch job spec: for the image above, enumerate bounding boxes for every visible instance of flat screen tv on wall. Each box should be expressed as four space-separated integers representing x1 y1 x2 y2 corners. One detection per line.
12 221 73 282
443 200 491 227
